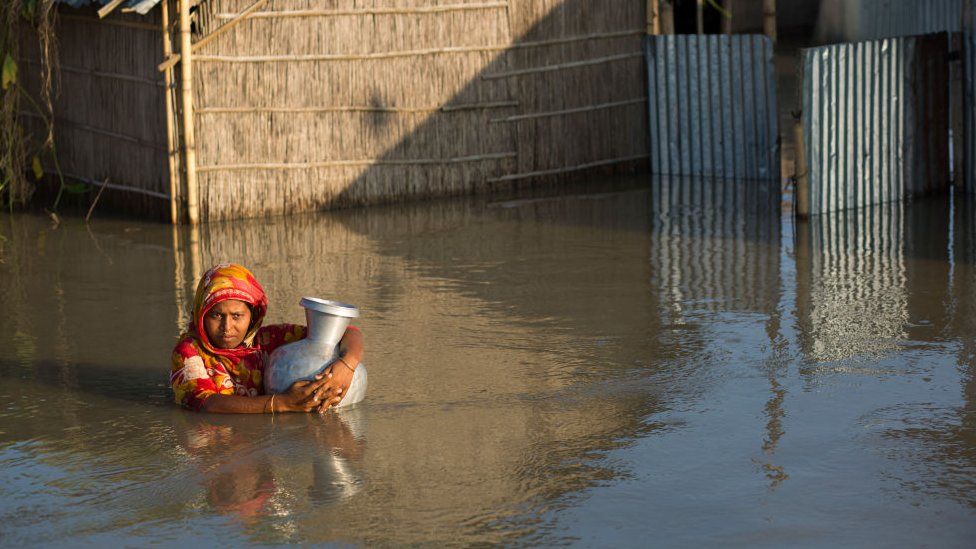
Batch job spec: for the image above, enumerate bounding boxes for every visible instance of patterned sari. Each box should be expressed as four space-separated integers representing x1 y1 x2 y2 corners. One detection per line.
170 264 306 411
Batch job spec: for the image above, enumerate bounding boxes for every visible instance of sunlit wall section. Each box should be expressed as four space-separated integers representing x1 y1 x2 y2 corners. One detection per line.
190 0 646 220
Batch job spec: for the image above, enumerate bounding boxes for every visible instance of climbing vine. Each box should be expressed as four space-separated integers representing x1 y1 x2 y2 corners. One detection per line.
0 0 77 211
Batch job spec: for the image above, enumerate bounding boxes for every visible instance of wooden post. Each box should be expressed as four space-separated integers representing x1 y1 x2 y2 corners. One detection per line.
158 0 268 73
722 0 733 34
647 0 660 35
793 120 809 218
179 0 200 225
696 0 704 35
171 224 190 332
162 0 180 225
661 0 674 34
763 0 777 43
97 0 126 19
189 223 202 285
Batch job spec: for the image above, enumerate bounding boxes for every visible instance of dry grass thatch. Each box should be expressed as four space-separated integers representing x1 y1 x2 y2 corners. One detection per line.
26 0 650 221
20 5 170 217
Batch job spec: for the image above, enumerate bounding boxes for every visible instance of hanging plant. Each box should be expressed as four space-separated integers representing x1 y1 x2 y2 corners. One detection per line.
0 0 77 212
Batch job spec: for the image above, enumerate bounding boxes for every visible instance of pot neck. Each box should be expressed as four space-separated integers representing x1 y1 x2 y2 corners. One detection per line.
304 308 351 351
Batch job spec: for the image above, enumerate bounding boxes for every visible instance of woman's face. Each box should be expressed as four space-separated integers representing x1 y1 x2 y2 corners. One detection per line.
204 299 253 349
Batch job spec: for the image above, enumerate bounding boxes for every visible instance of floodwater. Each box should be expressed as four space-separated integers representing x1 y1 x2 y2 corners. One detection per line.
1 177 974 546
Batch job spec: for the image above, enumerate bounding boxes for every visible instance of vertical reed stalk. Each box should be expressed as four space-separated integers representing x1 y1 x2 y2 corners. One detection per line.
722 0 732 34
179 0 199 225
660 0 674 34
793 120 808 217
647 0 660 35
696 0 704 35
162 0 180 224
763 0 776 43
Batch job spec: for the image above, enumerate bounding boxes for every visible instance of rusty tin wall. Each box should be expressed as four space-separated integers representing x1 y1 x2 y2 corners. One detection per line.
644 35 780 183
816 0 962 44
802 34 950 215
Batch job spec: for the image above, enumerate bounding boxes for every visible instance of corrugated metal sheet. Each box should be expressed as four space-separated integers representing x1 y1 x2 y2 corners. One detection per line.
57 0 161 16
644 35 780 183
802 34 950 215
965 33 976 194
815 0 962 44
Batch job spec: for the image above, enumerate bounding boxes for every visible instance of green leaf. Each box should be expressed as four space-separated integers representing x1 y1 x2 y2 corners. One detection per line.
31 156 43 180
705 0 731 18
2 54 17 91
22 0 38 20
63 182 88 194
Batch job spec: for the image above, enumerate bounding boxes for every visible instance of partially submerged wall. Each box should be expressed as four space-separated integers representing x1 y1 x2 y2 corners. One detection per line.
189 0 648 220
21 6 170 218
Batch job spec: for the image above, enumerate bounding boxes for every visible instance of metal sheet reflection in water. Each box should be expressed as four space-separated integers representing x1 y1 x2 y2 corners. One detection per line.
649 175 781 318
795 201 909 362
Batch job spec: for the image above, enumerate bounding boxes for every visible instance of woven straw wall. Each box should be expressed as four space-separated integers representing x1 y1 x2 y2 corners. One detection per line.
190 0 648 220
22 6 170 217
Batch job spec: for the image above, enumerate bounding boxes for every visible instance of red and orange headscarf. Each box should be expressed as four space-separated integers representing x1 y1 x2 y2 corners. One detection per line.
188 263 269 359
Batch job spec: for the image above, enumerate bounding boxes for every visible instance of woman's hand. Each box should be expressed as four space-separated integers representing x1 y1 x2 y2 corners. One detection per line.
277 374 343 412
312 327 364 410
314 359 355 411
199 371 344 414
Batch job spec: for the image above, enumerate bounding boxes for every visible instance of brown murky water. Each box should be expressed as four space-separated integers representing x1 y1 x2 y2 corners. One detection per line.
1 178 974 546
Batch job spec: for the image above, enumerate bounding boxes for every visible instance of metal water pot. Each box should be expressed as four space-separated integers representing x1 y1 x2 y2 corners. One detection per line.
264 297 367 407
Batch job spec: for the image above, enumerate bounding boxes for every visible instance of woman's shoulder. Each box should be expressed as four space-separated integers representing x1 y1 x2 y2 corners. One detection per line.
172 336 203 359
256 323 306 349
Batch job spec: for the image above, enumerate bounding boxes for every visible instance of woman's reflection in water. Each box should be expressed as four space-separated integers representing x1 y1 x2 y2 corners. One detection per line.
177 409 366 524
308 409 366 505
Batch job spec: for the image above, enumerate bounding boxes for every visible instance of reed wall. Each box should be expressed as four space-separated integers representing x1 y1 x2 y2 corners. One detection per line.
23 1 648 221
188 0 648 220
21 6 171 218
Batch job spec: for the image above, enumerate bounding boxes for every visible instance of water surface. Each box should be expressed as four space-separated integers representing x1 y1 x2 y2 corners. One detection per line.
0 178 974 546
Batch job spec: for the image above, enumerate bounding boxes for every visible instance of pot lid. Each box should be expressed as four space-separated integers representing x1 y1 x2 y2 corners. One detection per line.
299 297 360 318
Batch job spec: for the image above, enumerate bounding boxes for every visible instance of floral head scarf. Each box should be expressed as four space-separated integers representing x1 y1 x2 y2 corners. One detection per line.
190 263 269 358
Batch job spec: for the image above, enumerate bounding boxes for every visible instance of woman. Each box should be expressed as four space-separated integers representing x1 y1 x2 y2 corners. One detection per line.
170 263 364 413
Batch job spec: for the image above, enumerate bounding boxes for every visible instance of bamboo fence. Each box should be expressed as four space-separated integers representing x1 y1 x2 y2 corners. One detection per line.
187 0 648 220
24 0 650 221
20 6 170 217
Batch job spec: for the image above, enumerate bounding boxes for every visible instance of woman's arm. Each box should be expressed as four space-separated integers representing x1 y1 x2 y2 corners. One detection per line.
316 326 364 406
201 375 343 413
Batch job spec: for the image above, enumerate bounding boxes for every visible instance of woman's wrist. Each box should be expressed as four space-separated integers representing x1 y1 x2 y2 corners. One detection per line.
270 392 297 413
337 355 356 372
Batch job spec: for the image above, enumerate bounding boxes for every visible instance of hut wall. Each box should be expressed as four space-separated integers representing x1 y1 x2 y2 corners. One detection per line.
190 0 648 220
21 6 171 218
